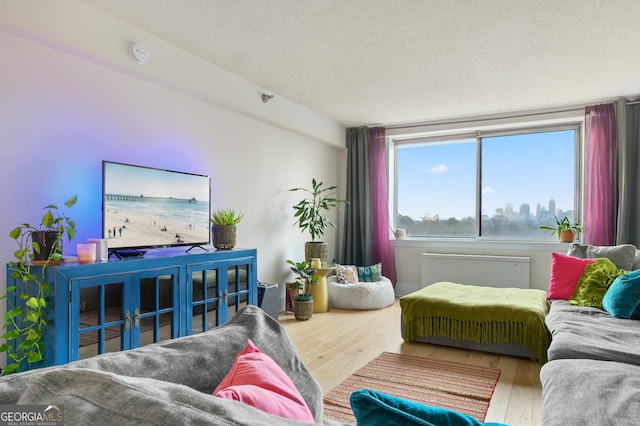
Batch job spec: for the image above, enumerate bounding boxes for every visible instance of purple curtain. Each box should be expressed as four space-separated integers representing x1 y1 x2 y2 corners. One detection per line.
584 104 617 245
368 127 397 286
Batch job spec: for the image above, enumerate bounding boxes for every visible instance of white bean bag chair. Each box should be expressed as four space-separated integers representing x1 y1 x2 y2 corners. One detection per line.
327 275 395 310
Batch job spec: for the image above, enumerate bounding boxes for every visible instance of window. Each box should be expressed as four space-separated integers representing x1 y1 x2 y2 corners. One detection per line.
392 125 581 239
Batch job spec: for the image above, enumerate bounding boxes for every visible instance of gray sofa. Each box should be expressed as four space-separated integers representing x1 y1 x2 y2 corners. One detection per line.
0 305 346 426
540 244 640 425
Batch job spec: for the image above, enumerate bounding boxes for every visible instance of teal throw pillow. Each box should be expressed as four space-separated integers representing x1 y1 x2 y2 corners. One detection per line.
350 389 507 426
357 263 383 282
602 269 640 319
568 258 626 310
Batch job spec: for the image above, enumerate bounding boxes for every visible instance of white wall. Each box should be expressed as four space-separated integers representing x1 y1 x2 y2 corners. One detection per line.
0 3 346 320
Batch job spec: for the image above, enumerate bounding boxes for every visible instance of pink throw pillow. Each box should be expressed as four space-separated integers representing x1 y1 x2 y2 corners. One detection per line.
547 252 595 300
213 339 314 422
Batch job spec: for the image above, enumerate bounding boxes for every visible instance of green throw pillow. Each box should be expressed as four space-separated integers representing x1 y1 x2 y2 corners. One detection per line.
350 389 507 426
568 258 626 310
602 269 640 319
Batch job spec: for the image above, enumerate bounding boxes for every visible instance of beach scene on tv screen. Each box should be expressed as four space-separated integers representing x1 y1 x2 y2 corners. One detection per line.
104 163 210 249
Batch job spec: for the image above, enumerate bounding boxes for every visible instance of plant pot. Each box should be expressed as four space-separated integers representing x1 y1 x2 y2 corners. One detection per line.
31 231 62 265
293 297 313 321
212 225 236 249
559 230 576 243
305 242 328 267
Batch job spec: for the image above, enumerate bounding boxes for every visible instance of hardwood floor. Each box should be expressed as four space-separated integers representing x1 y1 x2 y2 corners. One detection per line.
279 299 542 426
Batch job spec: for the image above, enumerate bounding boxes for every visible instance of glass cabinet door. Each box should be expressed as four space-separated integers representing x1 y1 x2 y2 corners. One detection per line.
188 266 222 335
226 263 250 318
135 268 180 348
71 275 132 361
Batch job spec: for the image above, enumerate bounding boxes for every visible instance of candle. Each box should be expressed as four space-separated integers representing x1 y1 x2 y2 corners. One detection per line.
395 228 406 240
77 243 96 264
310 258 321 269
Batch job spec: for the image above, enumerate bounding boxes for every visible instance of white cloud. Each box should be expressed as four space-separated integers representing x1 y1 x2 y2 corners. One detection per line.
426 164 448 174
482 186 495 194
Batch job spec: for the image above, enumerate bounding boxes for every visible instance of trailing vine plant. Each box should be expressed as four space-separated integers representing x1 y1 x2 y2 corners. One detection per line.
1 196 76 374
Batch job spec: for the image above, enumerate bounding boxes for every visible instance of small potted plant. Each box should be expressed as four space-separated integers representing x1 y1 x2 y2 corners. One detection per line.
540 215 583 242
210 208 243 249
1 195 77 374
286 259 318 321
290 178 347 266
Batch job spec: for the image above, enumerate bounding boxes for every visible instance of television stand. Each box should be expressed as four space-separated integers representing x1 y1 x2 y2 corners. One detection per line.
111 249 147 259
186 244 209 253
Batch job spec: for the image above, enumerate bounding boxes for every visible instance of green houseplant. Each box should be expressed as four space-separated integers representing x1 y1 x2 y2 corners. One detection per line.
210 207 243 249
540 215 583 242
286 259 318 321
290 178 347 266
2 195 77 374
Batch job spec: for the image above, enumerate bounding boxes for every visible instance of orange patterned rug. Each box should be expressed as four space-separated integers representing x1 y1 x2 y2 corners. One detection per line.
323 352 501 424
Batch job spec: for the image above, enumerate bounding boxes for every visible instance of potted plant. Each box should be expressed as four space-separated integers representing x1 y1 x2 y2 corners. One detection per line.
210 207 243 249
286 259 318 321
1 195 77 374
540 215 583 242
290 178 347 266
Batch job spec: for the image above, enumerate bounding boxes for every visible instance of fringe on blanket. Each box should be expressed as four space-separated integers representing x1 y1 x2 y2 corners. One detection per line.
404 316 549 364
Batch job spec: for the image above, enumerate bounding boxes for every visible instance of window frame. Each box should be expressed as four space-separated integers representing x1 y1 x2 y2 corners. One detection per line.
389 122 583 241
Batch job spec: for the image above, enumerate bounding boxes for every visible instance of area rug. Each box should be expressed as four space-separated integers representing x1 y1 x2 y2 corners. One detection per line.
323 352 501 424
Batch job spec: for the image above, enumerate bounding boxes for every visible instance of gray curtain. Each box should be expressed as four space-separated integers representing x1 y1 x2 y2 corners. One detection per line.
341 127 373 265
617 103 640 245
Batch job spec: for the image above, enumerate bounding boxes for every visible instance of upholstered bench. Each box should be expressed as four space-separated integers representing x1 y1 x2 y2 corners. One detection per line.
400 282 550 362
327 275 395 310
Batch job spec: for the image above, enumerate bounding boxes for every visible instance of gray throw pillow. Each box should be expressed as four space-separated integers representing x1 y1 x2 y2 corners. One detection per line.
567 243 637 270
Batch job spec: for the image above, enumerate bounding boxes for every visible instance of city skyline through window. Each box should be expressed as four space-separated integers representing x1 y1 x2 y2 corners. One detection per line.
394 127 578 238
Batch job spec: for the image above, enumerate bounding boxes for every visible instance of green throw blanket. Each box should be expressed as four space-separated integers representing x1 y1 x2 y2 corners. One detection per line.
400 282 550 363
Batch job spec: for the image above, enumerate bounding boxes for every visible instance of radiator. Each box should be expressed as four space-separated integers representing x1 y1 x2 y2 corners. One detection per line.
421 253 530 289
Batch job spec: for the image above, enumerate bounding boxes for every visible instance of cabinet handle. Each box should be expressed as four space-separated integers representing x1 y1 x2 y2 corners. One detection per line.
134 308 140 329
224 289 228 305
125 311 131 331
218 291 222 307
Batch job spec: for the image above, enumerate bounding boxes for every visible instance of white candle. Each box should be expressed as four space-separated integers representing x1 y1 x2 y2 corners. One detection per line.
310 258 321 269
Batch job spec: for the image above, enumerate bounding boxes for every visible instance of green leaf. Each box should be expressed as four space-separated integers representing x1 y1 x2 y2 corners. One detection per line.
26 328 40 340
65 195 78 208
4 307 22 320
26 311 40 323
41 210 54 228
27 352 43 363
2 363 19 374
9 227 21 239
1 330 20 340
0 343 11 353
25 297 39 309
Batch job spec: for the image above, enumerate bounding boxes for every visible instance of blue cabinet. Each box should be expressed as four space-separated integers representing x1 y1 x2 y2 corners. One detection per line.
5 248 257 369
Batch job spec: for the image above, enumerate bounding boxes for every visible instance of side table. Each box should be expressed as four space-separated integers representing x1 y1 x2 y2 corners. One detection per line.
310 266 335 313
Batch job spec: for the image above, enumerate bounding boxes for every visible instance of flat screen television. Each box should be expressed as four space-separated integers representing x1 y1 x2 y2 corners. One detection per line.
102 161 211 256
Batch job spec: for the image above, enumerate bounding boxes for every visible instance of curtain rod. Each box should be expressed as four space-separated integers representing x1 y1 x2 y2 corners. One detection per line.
383 107 585 131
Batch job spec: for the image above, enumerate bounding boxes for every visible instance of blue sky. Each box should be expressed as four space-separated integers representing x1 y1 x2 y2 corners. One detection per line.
104 162 210 200
397 130 575 220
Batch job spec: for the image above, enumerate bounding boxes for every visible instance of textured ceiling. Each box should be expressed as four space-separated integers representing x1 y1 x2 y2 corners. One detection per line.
77 0 640 127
